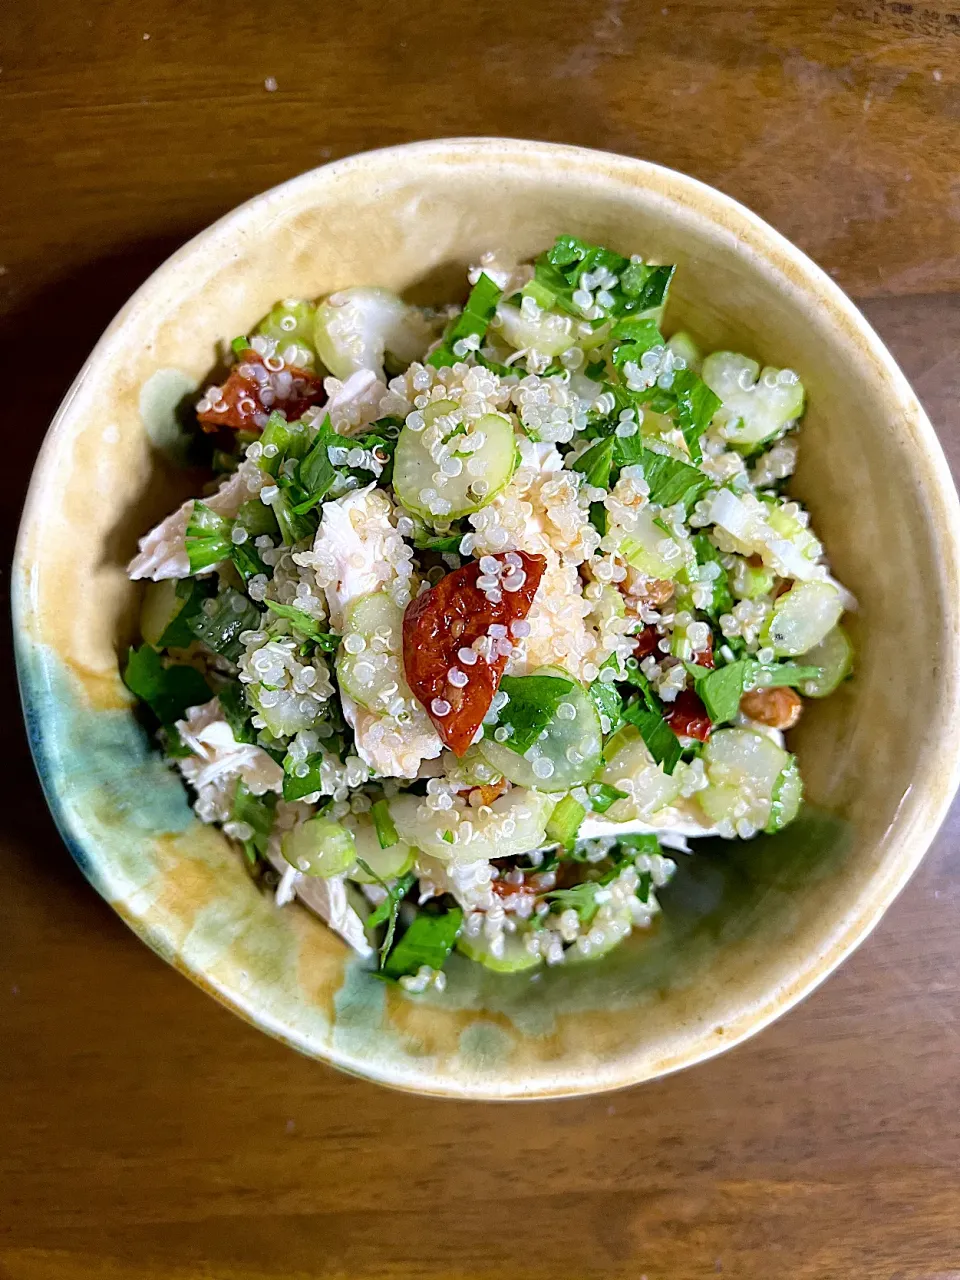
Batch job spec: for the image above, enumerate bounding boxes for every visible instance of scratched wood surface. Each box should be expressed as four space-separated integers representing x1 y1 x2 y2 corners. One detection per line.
3 3 960 1278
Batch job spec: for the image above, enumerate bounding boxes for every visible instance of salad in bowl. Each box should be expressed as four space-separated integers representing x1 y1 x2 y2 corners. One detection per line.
125 235 854 992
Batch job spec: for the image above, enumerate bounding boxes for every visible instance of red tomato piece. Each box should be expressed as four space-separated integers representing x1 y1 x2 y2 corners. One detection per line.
691 632 715 669
634 625 661 662
665 689 712 743
402 551 546 756
197 349 324 433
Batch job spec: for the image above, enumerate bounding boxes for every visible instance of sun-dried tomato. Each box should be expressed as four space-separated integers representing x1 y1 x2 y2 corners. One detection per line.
691 631 715 669
665 689 712 743
634 625 660 662
197 349 324 433
402 551 546 756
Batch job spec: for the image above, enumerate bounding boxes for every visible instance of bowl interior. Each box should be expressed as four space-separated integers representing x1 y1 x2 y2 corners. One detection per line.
15 140 960 1097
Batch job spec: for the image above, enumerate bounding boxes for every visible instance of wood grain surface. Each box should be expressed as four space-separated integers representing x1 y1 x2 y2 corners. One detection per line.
3 3 960 1277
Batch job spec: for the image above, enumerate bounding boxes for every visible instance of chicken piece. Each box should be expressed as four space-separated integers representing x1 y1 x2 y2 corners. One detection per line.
175 698 283 823
128 460 267 581
307 484 414 630
341 695 443 780
323 368 389 433
267 839 372 958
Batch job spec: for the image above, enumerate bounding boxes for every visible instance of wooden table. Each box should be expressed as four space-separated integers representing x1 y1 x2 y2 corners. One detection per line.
3 3 960 1276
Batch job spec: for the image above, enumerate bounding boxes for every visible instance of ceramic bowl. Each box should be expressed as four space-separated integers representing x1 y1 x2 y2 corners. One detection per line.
15 139 960 1099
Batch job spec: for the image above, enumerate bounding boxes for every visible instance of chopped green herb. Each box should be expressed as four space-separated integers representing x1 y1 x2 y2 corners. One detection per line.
572 437 615 491
294 414 341 508
371 799 399 850
611 316 665 368
672 369 721 462
620 671 682 774
687 658 825 725
282 754 326 802
756 663 823 688
619 260 676 314
381 907 464 980
617 832 662 857
158 576 216 649
492 673 576 755
232 780 277 866
357 861 416 967
588 667 624 733
410 525 465 553
161 722 193 759
684 659 750 725
235 499 279 540
692 534 734 623
428 273 503 368
264 600 339 649
586 782 628 814
271 489 317 547
231 540 268 582
544 879 606 925
231 335 251 356
637 448 712 510
123 644 210 725
218 679 256 744
622 701 682 775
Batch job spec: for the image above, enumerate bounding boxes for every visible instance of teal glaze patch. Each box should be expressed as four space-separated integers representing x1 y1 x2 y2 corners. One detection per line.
458 1021 516 1069
139 368 197 464
17 639 194 891
332 959 388 1054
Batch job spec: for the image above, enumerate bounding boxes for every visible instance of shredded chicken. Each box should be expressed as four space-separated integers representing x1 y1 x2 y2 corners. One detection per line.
128 460 267 581
175 698 283 823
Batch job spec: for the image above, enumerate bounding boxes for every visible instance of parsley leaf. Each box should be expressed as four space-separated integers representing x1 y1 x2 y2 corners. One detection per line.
586 782 628 814
637 448 712 510
687 659 825 725
264 600 339 650
123 645 211 724
381 907 463 980
296 414 341 507
428 273 503 368
572 436 615 491
611 316 665 369
587 671 624 734
672 369 721 462
232 780 277 867
620 669 682 774
622 701 682 775
218 679 256 744
358 862 416 968
757 664 823 688
158 576 217 649
692 534 734 623
282 753 326 802
685 659 750 725
493 673 576 755
544 879 607 925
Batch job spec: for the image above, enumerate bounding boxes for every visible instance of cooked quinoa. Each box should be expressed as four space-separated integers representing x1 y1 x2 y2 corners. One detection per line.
125 237 855 982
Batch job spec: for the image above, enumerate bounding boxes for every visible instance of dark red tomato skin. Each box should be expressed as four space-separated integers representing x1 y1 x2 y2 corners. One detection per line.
665 689 712 743
634 625 660 662
197 349 324 432
692 632 715 669
402 552 546 756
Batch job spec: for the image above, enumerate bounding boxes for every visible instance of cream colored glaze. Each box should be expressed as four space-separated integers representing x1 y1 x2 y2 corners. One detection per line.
14 139 960 1098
